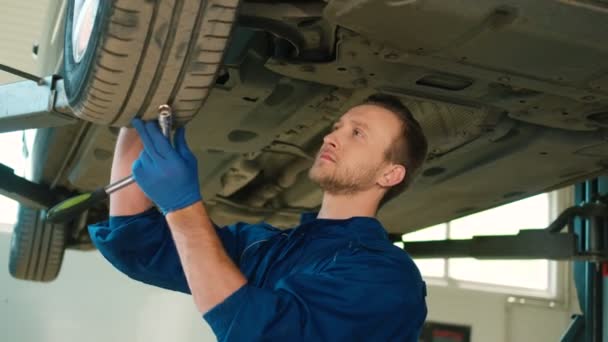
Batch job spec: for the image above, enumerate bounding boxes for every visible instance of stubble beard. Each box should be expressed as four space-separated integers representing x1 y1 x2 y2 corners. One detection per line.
308 159 380 196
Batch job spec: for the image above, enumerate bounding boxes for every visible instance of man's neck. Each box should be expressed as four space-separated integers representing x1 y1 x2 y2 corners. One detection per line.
316 191 380 220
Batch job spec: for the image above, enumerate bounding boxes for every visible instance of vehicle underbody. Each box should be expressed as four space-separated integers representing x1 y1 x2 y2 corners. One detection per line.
1 0 607 264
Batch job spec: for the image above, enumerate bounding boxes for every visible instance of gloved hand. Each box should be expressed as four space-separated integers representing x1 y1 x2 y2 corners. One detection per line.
131 118 202 214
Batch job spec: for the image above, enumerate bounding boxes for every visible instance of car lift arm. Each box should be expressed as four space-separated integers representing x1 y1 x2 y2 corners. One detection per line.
0 70 77 134
0 163 60 210
390 201 608 262
0 67 78 208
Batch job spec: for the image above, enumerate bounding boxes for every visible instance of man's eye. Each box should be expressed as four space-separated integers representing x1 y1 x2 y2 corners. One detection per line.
354 128 362 137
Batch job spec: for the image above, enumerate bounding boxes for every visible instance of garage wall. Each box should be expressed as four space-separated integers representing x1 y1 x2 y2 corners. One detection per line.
425 278 580 342
0 228 216 342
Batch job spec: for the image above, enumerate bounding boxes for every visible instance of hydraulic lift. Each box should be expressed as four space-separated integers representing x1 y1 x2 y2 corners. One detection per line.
391 178 608 342
0 64 79 203
0 65 77 134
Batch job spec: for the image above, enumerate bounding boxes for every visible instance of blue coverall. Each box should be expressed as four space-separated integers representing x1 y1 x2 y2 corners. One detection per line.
88 208 427 341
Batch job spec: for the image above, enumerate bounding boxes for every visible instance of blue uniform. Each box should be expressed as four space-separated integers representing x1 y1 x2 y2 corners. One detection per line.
88 208 427 341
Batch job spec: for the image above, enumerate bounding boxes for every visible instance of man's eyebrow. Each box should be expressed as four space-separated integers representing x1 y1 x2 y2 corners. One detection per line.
333 119 371 133
350 119 371 132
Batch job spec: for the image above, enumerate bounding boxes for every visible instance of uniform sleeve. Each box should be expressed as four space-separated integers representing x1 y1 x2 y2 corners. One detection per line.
202 251 428 341
87 207 275 294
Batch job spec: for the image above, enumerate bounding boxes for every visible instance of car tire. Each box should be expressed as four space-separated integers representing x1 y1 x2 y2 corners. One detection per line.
63 0 240 127
9 206 67 282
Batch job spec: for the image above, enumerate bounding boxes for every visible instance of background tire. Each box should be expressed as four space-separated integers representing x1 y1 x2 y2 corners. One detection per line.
9 206 68 282
63 0 240 127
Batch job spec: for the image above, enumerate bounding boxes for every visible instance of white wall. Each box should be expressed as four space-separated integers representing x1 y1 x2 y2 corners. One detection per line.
0 228 217 342
425 279 579 342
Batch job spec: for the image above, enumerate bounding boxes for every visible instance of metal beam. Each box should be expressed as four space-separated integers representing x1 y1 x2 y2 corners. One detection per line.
0 76 77 133
402 230 580 260
0 64 45 84
395 199 608 261
0 163 59 210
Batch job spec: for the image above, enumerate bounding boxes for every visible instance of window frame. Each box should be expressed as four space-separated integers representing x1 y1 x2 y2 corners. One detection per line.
402 188 573 302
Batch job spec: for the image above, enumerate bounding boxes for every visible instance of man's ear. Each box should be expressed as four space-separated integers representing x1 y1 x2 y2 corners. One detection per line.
378 164 406 188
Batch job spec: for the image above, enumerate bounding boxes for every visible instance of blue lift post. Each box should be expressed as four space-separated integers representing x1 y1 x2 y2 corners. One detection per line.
562 177 608 342
394 175 608 340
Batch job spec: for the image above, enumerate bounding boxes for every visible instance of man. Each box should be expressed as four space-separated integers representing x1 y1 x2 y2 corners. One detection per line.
89 93 429 341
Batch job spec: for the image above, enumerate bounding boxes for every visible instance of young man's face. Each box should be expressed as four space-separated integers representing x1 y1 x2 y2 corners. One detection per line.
308 104 403 195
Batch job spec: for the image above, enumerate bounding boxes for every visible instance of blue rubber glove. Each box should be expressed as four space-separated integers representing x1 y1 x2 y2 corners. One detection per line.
131 118 202 214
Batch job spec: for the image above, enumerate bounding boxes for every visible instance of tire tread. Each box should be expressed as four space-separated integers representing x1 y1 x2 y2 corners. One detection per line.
68 0 241 126
9 207 67 282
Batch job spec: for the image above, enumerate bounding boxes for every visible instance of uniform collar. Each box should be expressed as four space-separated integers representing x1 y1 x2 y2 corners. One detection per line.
298 212 388 241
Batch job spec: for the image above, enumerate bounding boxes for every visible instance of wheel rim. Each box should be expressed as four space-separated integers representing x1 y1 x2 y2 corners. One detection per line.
72 0 100 63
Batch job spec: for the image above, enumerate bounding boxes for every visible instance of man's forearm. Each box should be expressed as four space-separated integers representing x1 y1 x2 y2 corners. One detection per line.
166 201 247 314
110 127 154 216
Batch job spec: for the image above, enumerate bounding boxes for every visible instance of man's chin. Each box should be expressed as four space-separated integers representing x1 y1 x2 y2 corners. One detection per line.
308 170 332 189
309 175 355 195
319 184 360 196
307 170 323 186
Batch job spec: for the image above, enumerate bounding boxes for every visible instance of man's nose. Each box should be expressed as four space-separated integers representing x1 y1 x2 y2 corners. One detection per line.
323 131 339 149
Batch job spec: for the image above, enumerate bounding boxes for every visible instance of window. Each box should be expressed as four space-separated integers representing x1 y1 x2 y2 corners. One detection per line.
401 192 561 298
0 129 36 231
398 224 447 279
